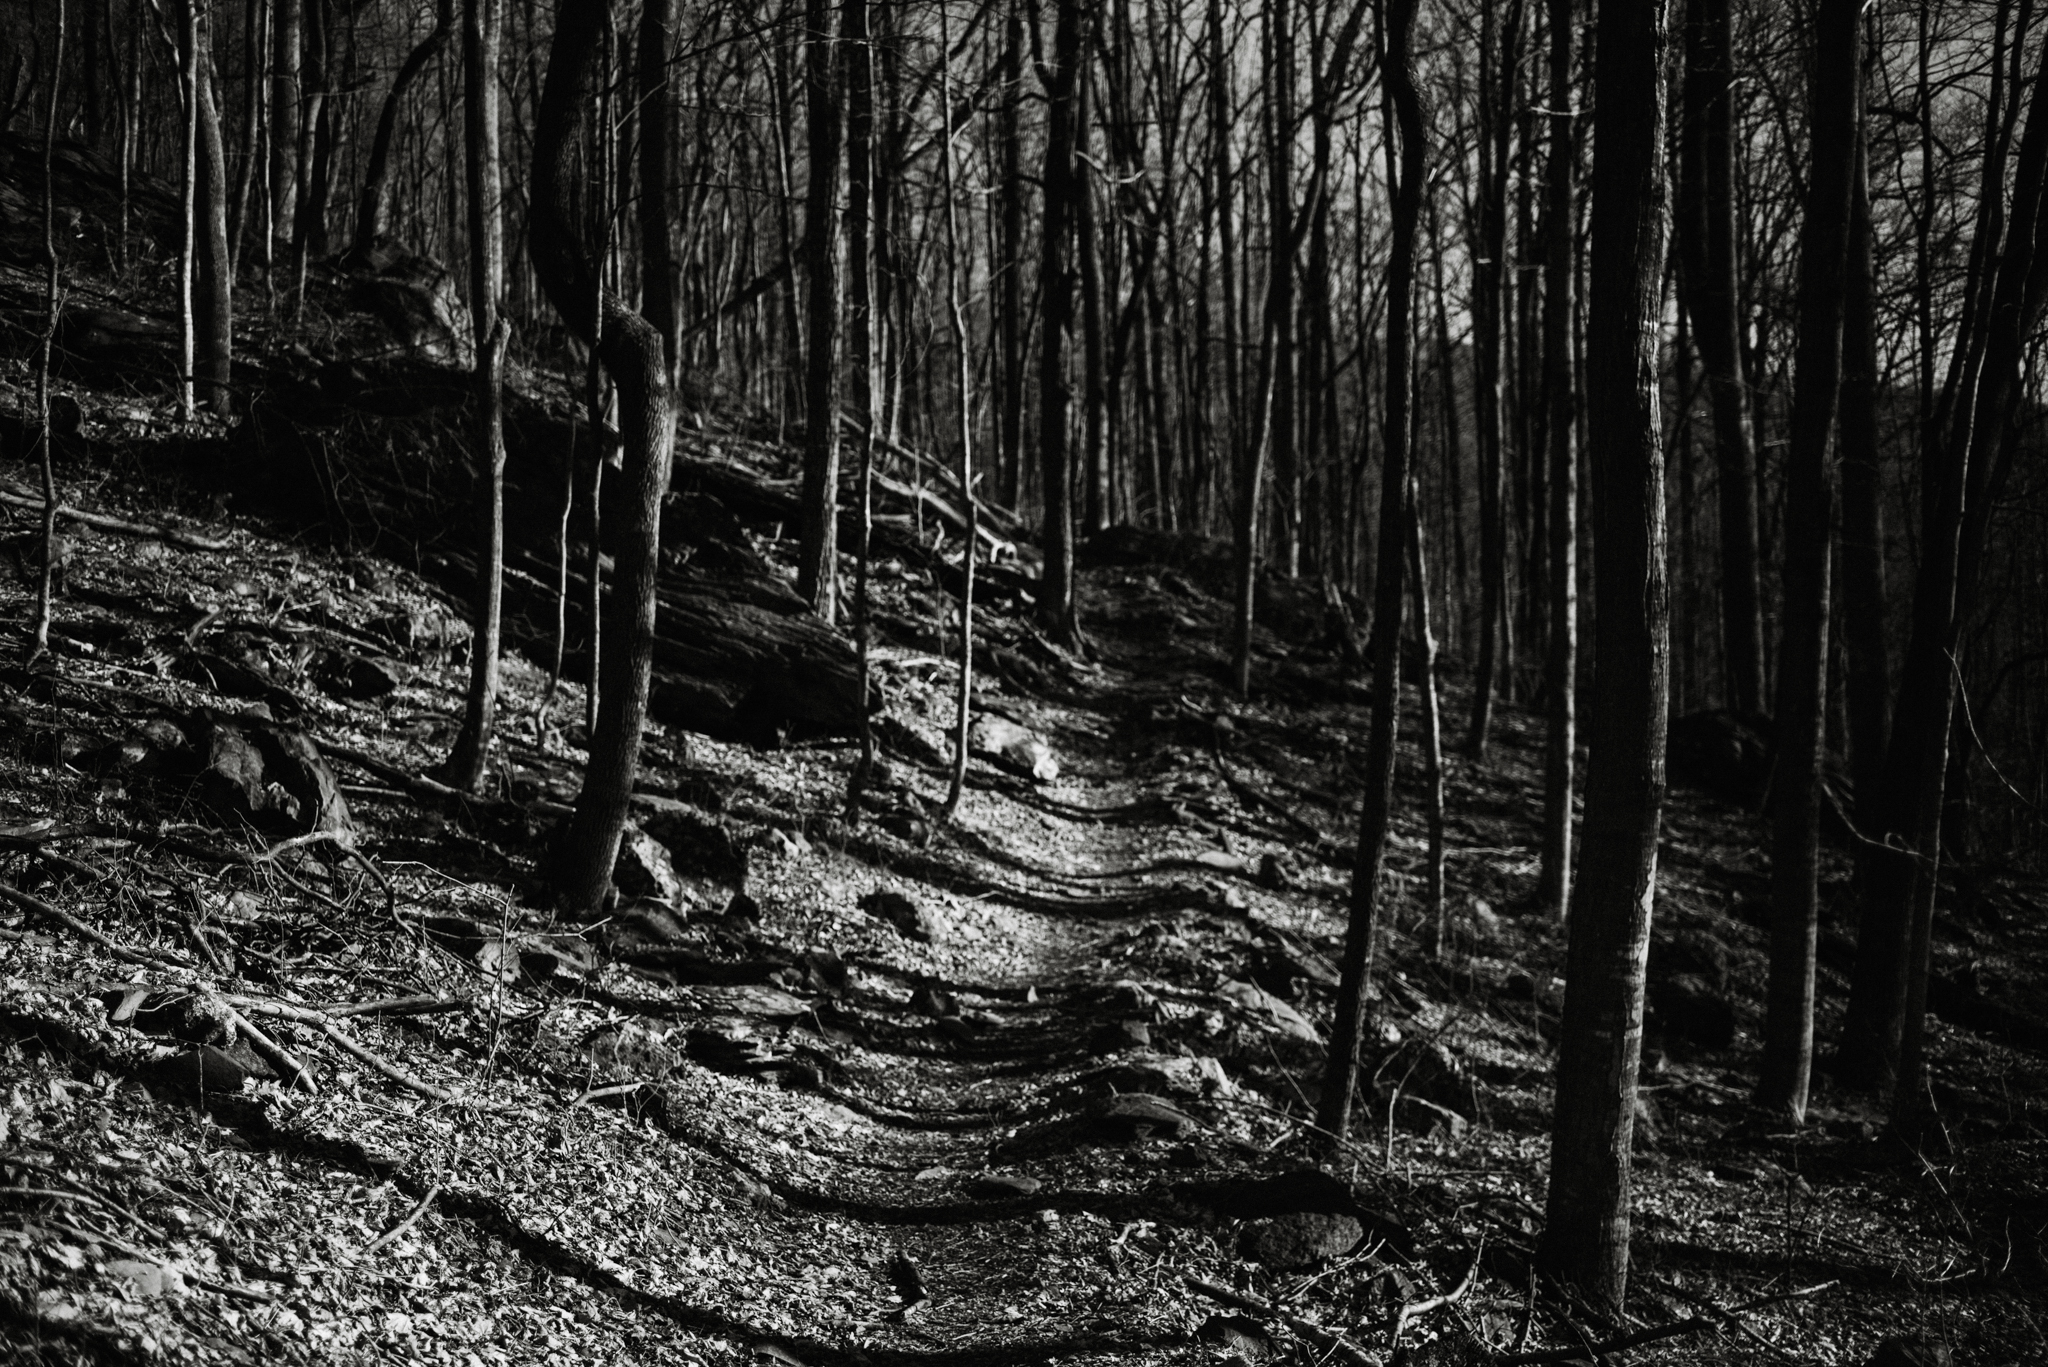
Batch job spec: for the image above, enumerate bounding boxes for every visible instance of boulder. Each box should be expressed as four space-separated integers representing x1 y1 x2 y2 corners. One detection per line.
1087 1092 1197 1143
195 720 351 836
968 714 1060 782
1238 1212 1363 1269
615 830 686 906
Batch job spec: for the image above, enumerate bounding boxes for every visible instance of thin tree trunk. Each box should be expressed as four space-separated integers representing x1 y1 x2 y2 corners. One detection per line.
176 0 199 420
939 0 978 821
1539 0 1670 1313
194 25 234 417
1536 0 1577 921
1410 476 1446 958
997 0 1026 510
1037 0 1093 647
228 0 263 278
638 0 678 373
1839 118 1888 858
1760 0 1858 1124
1077 72 1109 535
349 0 455 261
1316 0 1420 1145
270 0 301 274
440 0 508 793
1266 0 1298 579
1676 0 1765 715
795 0 842 621
31 0 66 663
846 0 879 811
531 0 677 917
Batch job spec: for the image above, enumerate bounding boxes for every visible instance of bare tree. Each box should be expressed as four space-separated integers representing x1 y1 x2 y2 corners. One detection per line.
1036 0 1095 647
1317 0 1421 1146
795 0 843 623
349 0 456 262
1540 0 1670 1312
530 0 677 916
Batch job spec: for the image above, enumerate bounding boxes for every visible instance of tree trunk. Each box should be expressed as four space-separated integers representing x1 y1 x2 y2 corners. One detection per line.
795 0 842 621
31 0 65 662
1037 0 1093 646
1839 118 1889 870
1539 0 1669 1314
1316 0 1419 1146
350 0 455 261
997 0 1026 511
1676 0 1765 715
270 0 301 274
228 0 263 278
1844 27 2048 1100
638 0 678 373
176 0 199 420
1759 0 1859 1124
1536 0 1577 921
938 0 978 821
846 0 878 809
440 0 508 794
531 0 677 916
194 28 234 417
1077 71 1109 535
1410 477 1446 958
1265 0 1298 580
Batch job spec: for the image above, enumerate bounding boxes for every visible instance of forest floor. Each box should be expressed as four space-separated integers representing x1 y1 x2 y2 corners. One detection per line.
1 243 2047 1367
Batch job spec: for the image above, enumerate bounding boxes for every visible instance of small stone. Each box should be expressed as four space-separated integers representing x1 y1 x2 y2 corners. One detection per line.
861 888 940 943
970 1172 1043 1199
1088 1019 1151 1055
1238 1211 1364 1269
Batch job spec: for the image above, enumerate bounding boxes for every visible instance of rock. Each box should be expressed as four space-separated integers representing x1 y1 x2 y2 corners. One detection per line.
1088 1092 1197 1142
256 724 353 834
314 651 407 701
1239 1211 1364 1268
861 888 940 943
1864 1337 1952 1367
615 830 686 906
910 985 959 1018
1196 1314 1272 1361
1652 973 1736 1051
104 1258 185 1300
639 799 751 886
800 950 848 994
970 1172 1043 1199
967 714 1060 782
196 720 353 836
1094 1052 1233 1101
608 902 692 949
1088 1019 1151 1054
196 723 273 827
1395 1094 1469 1139
1219 979 1322 1043
147 1044 249 1099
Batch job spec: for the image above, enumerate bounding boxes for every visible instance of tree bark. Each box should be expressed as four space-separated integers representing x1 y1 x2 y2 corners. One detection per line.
638 0 678 374
795 0 843 621
194 26 234 417
996 0 1026 511
176 0 199 420
1410 477 1446 958
1676 0 1765 716
1759 0 1858 1124
440 0 508 794
1539 0 1669 1314
1265 0 1298 579
349 0 455 261
1037 0 1094 646
1317 0 1420 1146
845 0 879 810
530 0 677 916
1536 0 1577 921
270 0 301 273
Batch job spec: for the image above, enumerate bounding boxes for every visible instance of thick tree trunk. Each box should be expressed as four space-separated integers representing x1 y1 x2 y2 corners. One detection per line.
1316 0 1419 1146
440 0 508 794
1676 0 1765 715
1760 0 1859 1124
996 0 1026 510
1037 0 1094 646
1536 0 1577 921
1077 75 1109 534
530 0 677 916
1839 124 1889 863
349 0 455 261
176 0 199 420
795 0 843 621
638 0 678 373
1539 0 1669 1314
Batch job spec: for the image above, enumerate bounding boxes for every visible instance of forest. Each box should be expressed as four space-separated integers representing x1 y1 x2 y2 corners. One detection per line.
0 0 2043 1362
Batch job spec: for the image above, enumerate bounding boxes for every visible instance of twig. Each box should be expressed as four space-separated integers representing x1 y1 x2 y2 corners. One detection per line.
1392 1237 1485 1345
571 1081 644 1107
0 881 191 971
1498 1280 1839 1365
320 995 471 1019
208 995 317 1093
225 995 451 1103
355 1181 442 1259
1183 1273 1376 1367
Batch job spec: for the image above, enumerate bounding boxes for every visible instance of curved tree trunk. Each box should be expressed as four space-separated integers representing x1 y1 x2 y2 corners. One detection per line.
1760 0 1859 1124
1316 0 1420 1147
531 0 678 916
349 0 455 263
1539 0 1670 1314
